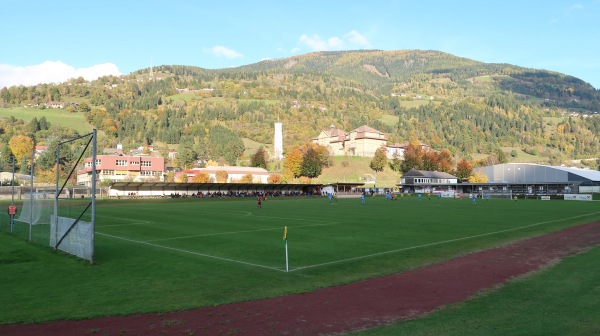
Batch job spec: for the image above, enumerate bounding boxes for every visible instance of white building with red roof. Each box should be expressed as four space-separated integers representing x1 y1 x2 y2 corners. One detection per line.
179 166 270 183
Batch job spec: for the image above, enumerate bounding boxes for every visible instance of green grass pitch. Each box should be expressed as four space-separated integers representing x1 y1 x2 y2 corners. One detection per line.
1 196 599 324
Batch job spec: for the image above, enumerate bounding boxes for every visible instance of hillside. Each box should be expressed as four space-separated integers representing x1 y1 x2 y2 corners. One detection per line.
1 49 599 172
318 156 400 188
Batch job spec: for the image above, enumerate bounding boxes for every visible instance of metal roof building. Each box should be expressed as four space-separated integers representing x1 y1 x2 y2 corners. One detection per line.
475 163 600 193
397 164 600 196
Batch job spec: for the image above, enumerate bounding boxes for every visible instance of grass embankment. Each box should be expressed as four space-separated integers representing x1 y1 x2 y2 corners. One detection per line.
354 245 600 335
318 156 400 187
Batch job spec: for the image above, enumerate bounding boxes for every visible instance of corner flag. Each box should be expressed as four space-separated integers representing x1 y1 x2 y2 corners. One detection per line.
283 226 289 272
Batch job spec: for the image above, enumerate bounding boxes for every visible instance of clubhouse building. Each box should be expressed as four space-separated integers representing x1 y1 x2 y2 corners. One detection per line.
398 163 600 196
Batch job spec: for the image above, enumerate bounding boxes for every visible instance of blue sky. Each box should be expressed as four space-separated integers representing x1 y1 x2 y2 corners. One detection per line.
1 0 599 89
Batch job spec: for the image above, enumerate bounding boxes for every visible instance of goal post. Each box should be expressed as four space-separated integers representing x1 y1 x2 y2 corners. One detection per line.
50 129 97 263
479 190 513 200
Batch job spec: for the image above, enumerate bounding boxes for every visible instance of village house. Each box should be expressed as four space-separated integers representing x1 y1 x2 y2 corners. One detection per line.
45 101 64 109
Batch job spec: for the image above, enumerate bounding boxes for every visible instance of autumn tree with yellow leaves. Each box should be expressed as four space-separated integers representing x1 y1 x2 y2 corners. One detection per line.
8 135 34 159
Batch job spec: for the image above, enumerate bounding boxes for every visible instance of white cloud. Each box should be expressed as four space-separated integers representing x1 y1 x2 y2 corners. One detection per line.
298 30 372 51
210 45 244 59
0 61 121 88
345 30 372 48
299 34 329 51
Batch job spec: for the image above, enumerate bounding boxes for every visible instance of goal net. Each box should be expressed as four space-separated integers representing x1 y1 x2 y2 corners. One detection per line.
479 190 513 200
15 192 53 225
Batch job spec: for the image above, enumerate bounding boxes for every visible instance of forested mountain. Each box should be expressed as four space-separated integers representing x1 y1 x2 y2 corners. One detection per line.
1 50 599 171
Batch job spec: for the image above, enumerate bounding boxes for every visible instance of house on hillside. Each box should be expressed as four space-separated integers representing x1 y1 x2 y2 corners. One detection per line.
313 124 387 158
386 142 431 160
34 145 47 159
313 125 349 156
345 125 387 157
314 124 420 159
45 101 64 109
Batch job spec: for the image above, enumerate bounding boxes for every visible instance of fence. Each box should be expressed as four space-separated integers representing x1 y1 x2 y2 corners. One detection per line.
0 186 109 200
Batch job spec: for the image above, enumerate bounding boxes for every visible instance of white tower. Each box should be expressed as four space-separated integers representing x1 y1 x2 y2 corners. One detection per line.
274 122 283 160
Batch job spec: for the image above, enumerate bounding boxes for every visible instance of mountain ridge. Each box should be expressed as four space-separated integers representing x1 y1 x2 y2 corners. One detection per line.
1 49 599 170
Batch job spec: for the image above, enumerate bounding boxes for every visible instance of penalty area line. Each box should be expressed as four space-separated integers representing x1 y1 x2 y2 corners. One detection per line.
291 211 600 272
97 232 286 273
146 221 341 242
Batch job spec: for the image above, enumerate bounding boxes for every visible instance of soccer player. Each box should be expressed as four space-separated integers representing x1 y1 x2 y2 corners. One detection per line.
257 196 262 208
418 193 422 201
471 193 477 205
513 195 518 205
361 191 366 204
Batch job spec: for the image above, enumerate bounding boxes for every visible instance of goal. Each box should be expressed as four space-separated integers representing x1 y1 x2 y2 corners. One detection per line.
15 192 53 225
49 129 97 263
479 190 513 200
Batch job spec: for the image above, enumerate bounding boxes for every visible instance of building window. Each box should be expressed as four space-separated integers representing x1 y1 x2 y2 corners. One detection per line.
141 161 151 167
95 159 101 166
140 171 155 176
102 170 114 175
116 160 128 166
130 161 139 165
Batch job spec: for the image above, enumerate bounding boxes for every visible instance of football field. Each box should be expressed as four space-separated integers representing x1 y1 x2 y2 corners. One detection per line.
1 195 599 324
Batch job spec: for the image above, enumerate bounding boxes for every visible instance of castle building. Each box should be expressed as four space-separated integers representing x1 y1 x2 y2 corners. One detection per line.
313 125 388 158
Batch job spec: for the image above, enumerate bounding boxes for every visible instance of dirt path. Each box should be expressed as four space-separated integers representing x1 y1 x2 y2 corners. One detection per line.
3 221 600 336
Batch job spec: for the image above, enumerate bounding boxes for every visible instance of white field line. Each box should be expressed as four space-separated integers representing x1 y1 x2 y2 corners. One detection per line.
96 214 151 227
96 232 286 272
132 206 254 217
290 211 600 272
146 221 341 242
